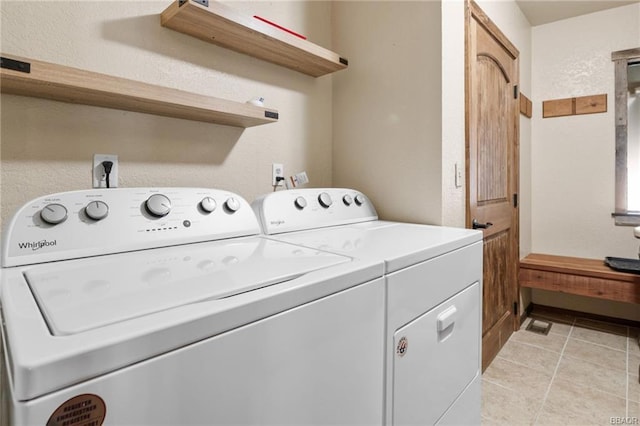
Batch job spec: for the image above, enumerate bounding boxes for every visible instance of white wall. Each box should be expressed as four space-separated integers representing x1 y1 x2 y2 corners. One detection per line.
531 4 640 260
332 1 443 225
332 0 531 236
0 1 335 228
530 4 640 321
442 0 466 227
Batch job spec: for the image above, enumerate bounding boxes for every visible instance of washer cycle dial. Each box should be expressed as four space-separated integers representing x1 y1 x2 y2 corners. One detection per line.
85 201 109 221
146 194 172 217
343 194 353 206
40 203 68 225
318 192 333 208
355 194 365 206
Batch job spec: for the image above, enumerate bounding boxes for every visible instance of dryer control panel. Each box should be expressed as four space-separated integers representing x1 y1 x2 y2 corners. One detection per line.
2 188 260 267
253 188 378 235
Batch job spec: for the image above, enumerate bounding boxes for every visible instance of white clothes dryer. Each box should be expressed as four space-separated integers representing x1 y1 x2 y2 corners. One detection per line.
0 188 385 426
252 188 484 426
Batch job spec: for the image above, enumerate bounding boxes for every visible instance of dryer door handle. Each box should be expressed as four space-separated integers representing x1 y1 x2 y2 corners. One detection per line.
437 306 457 332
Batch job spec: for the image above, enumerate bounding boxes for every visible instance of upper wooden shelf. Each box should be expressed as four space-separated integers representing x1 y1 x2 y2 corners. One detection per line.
160 0 348 78
0 54 279 128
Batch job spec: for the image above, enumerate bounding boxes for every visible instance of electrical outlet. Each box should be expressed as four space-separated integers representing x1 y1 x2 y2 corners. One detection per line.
93 154 119 188
272 163 284 186
455 163 463 188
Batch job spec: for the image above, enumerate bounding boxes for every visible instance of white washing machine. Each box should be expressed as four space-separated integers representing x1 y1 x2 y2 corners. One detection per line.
252 188 484 426
0 187 386 426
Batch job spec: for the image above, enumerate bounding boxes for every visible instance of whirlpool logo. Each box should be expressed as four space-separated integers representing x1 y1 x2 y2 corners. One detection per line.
18 239 57 251
269 220 285 226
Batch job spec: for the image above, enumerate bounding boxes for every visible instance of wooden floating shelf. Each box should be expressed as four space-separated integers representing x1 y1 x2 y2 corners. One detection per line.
160 0 348 78
0 54 279 128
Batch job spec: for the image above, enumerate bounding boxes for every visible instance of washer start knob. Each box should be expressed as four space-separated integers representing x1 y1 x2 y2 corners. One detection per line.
85 201 109 221
225 197 241 212
200 197 217 213
294 196 307 209
40 203 68 225
354 194 365 206
146 194 172 217
318 192 333 208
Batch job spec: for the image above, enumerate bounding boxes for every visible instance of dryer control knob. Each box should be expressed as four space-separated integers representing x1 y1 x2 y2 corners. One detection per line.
146 194 172 217
318 192 333 208
343 194 353 206
294 196 307 209
85 201 109 221
354 194 365 206
40 203 68 225
200 197 217 213
225 197 241 212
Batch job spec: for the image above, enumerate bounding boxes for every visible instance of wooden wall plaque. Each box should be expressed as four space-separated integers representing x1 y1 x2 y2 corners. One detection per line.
543 94 607 118
520 93 532 118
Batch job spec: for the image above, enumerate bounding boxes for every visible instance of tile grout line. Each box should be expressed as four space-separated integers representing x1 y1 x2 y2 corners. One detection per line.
493 354 556 377
569 336 628 353
532 317 576 426
482 376 516 392
626 325 629 418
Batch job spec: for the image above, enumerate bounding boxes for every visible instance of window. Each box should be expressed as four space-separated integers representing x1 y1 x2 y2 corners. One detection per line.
612 48 640 225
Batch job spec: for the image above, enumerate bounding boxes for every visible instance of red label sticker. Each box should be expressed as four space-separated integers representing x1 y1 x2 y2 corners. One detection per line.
47 394 106 426
396 336 408 357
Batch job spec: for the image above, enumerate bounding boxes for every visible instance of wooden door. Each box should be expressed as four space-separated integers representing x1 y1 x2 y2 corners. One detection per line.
465 0 520 371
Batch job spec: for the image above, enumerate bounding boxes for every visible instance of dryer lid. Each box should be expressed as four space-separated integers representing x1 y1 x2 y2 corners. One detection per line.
25 237 350 336
270 221 483 273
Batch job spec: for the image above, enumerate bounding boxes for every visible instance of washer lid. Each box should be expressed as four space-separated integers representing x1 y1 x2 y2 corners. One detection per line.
25 237 349 336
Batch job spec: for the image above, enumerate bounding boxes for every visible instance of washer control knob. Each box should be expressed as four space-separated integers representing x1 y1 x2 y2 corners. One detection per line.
294 196 307 209
200 197 217 213
343 194 353 206
225 197 241 212
40 203 68 225
146 194 172 217
318 192 333 208
85 201 109 221
354 194 365 206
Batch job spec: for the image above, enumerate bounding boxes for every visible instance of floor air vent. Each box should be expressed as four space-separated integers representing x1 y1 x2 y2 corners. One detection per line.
525 319 552 335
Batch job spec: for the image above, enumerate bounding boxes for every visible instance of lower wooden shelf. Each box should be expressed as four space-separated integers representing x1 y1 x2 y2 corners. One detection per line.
1 54 279 128
519 253 640 304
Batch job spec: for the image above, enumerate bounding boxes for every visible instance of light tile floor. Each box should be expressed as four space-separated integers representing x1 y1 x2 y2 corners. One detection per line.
482 309 640 425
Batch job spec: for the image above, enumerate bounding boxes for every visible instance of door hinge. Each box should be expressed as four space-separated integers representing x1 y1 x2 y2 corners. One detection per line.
513 302 519 315
513 193 518 208
514 85 519 99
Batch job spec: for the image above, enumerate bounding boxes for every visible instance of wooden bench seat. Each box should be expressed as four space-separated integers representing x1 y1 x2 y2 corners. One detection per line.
519 253 640 304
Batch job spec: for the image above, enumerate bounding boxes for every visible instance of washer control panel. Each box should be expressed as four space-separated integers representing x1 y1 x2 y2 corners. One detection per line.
252 188 378 235
2 188 260 267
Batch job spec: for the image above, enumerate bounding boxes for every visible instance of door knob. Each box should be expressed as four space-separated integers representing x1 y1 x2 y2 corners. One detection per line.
472 219 493 229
